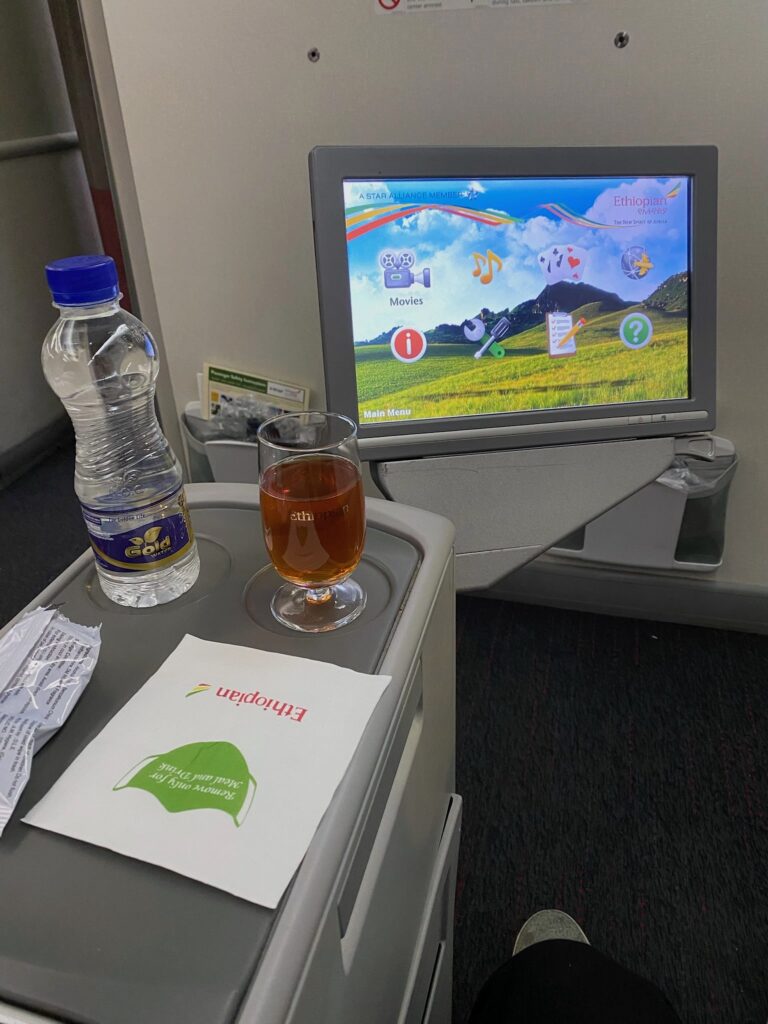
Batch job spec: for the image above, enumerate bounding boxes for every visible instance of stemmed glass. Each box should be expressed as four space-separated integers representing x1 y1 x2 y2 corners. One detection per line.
257 412 367 632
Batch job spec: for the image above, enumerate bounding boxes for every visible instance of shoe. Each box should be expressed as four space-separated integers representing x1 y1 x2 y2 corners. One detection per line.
513 910 590 955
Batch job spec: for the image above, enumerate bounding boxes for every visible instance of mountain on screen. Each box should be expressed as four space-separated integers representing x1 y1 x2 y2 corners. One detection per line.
358 281 634 346
499 282 633 335
643 272 689 312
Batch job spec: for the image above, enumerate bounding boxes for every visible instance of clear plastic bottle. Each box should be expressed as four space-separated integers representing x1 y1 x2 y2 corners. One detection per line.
42 255 200 607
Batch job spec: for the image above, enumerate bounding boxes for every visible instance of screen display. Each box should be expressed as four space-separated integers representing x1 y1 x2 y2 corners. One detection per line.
343 176 692 426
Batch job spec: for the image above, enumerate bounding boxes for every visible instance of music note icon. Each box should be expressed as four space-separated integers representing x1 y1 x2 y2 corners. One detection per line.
471 249 503 285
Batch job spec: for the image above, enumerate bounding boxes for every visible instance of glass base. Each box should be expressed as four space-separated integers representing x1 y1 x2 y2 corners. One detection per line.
271 577 366 633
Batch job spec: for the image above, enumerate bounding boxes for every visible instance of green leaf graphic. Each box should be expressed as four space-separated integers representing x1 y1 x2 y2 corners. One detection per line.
114 741 256 826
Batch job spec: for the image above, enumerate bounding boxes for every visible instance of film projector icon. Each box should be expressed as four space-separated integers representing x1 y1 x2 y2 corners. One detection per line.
380 249 431 290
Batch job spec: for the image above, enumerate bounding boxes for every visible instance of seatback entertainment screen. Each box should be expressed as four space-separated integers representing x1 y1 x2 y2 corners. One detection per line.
343 176 692 426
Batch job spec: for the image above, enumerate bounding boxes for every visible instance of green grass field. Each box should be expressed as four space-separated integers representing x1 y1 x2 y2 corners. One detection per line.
356 303 688 421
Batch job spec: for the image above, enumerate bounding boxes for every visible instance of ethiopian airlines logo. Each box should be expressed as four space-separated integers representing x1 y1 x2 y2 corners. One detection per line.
186 683 212 698
613 181 682 212
125 525 172 559
181 682 308 722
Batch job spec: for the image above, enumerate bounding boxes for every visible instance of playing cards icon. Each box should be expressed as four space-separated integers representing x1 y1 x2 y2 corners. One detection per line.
538 245 589 285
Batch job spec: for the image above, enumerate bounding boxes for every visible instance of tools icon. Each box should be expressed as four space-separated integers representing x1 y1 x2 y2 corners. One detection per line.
463 315 510 358
380 250 431 289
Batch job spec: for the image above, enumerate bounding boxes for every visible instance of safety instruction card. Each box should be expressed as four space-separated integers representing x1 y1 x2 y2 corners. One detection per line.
25 635 390 908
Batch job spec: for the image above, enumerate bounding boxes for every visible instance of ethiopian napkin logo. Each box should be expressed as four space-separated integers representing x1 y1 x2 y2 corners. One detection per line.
125 525 172 559
186 683 211 698
182 681 309 722
114 741 256 826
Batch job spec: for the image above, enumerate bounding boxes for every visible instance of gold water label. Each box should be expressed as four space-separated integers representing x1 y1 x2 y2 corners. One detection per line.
81 487 194 573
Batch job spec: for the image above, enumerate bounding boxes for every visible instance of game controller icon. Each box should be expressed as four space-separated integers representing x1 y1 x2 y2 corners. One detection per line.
380 250 431 289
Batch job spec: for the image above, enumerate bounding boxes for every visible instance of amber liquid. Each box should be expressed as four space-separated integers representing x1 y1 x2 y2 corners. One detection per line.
260 454 366 588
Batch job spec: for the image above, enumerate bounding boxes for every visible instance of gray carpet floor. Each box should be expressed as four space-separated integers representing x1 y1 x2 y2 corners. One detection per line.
453 596 768 1023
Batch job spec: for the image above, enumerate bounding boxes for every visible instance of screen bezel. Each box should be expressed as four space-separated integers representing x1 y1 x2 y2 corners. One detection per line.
310 146 717 460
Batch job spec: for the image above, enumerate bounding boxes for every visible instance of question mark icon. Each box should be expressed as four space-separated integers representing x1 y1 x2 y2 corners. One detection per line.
620 313 653 350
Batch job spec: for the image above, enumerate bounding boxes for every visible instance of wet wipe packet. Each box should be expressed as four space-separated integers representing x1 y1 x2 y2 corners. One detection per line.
0 608 101 836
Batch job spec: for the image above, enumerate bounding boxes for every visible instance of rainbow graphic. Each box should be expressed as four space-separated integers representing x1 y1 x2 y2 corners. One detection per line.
185 683 212 698
348 183 684 241
345 203 520 241
541 182 682 228
537 202 619 230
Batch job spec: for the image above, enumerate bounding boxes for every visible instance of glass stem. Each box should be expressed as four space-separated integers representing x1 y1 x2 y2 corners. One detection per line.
305 586 333 605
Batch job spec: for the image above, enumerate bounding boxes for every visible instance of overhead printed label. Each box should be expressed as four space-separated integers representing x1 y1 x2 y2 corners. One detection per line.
375 0 574 12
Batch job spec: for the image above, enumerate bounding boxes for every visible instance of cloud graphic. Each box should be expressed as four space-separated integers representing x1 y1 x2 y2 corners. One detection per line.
387 208 483 242
344 181 394 205
584 179 689 242
347 177 690 343
351 226 542 341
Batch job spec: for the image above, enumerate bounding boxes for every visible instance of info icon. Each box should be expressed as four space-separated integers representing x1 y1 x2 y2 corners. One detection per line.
390 326 427 364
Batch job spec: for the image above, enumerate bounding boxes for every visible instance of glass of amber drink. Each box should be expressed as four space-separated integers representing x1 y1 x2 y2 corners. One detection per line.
258 412 366 632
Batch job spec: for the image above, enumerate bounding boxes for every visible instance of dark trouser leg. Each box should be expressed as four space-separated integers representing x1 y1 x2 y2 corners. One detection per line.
469 939 683 1024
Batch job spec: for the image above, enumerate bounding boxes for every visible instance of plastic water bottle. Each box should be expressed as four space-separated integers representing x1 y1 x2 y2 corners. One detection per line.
42 255 200 607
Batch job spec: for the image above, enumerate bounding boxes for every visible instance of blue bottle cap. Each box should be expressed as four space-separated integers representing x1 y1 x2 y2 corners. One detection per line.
45 254 119 305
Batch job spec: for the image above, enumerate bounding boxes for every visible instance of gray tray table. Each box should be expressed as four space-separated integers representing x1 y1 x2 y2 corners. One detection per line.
0 485 456 1024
